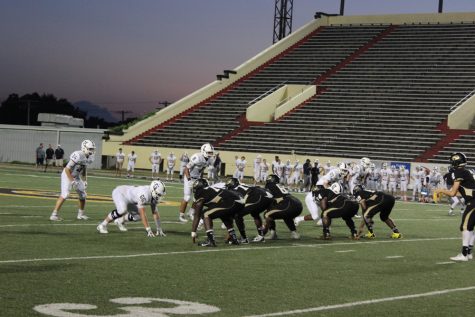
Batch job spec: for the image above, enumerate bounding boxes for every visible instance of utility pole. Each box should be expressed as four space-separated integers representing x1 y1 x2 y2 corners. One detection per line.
113 110 132 123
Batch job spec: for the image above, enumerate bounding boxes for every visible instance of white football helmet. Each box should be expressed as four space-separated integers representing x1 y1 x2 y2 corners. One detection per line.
200 143 214 158
337 162 349 177
400 165 405 171
150 180 166 201
360 157 371 168
330 182 342 195
370 163 376 170
382 162 388 169
81 140 96 157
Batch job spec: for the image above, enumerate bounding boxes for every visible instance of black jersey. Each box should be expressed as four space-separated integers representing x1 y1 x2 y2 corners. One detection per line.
265 182 289 203
354 189 385 205
315 188 346 209
195 187 243 209
231 184 273 206
443 172 454 187
452 168 475 201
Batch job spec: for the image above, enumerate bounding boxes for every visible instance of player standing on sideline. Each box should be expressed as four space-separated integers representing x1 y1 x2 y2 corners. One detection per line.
96 180 166 237
388 165 398 197
50 140 95 221
166 152 176 181
115 148 125 177
302 159 312 192
253 154 262 185
179 143 214 223
236 156 246 183
380 163 389 192
127 150 137 178
260 158 270 183
411 166 423 201
283 160 292 186
399 165 409 201
179 152 189 183
149 149 161 179
44 144 55 172
290 160 303 192
353 185 402 239
54 144 65 172
435 153 475 261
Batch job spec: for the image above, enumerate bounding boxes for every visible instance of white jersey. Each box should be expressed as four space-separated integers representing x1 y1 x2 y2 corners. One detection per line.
116 152 125 163
350 165 367 185
381 168 390 181
317 167 342 186
260 162 269 173
150 152 161 164
400 169 409 182
186 153 211 179
237 159 246 172
128 153 137 164
167 155 176 168
113 185 156 210
293 163 303 176
389 169 399 183
284 163 292 176
180 154 190 166
65 150 90 179
430 171 442 187
254 157 261 170
275 163 284 178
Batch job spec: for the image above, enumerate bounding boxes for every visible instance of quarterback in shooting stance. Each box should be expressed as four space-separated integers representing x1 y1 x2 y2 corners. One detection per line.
96 180 166 237
50 140 95 221
190 179 242 247
352 185 402 239
435 152 475 262
225 177 274 243
179 143 214 223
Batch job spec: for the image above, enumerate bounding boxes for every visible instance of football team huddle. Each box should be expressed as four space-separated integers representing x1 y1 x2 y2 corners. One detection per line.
48 141 475 262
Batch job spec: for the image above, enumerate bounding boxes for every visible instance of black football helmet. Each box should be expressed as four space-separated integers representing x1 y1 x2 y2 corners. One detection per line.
352 184 364 197
450 152 467 168
225 177 240 190
311 185 324 197
266 174 280 185
192 178 209 194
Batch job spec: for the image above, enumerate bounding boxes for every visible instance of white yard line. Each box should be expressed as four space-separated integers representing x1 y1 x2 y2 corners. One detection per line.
0 237 458 265
385 255 404 259
335 250 355 253
242 285 475 317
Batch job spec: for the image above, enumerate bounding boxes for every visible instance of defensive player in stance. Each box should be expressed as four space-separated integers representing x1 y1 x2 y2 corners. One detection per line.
225 177 274 243
179 143 214 223
254 174 302 242
435 153 475 262
50 140 95 221
313 183 359 240
352 185 402 239
190 179 242 247
96 180 166 237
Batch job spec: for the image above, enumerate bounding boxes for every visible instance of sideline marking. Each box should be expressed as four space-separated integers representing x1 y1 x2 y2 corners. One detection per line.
436 261 456 265
335 250 355 253
0 237 458 265
242 285 475 317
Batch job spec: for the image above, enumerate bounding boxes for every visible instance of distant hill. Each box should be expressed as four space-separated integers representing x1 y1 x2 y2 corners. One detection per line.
73 100 119 123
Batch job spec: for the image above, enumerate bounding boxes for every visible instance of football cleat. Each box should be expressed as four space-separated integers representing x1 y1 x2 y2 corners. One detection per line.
114 220 128 232
364 232 376 239
49 214 63 221
320 234 332 240
290 231 300 240
391 232 402 239
96 224 108 234
252 235 265 243
316 219 323 226
228 238 240 245
239 238 249 244
199 239 216 247
450 253 468 262
179 214 188 223
77 214 89 220
294 216 304 227
448 209 454 216
468 253 473 260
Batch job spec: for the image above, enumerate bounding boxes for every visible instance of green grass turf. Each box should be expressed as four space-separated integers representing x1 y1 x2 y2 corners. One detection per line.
1 163 475 317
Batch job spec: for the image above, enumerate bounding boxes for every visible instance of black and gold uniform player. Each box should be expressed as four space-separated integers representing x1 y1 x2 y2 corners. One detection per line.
225 177 274 243
257 174 302 242
352 185 402 239
435 152 475 262
190 179 243 247
313 183 358 240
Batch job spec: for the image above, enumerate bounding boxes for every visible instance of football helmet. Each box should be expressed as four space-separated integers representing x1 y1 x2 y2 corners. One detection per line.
382 162 388 169
330 182 342 195
400 165 405 171
150 180 166 201
192 178 209 194
352 184 364 197
370 163 376 170
81 140 96 157
450 152 467 168
200 143 214 158
360 157 371 168
337 162 349 177
266 174 280 185
225 177 240 190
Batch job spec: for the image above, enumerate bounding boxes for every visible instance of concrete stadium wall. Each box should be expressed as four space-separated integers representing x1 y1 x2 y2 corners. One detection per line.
448 93 475 129
0 124 105 169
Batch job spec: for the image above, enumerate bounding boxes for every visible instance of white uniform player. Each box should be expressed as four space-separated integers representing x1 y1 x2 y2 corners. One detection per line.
207 155 217 184
275 161 284 183
317 162 349 188
50 140 95 221
127 151 137 178
388 165 399 196
429 167 442 201
380 163 390 192
290 160 303 191
260 159 270 183
254 155 262 184
236 156 246 181
283 160 292 185
411 166 424 201
115 148 125 177
399 166 409 201
96 180 166 237
179 143 214 222
366 163 378 190
149 150 161 179
166 152 176 181
323 161 333 175
349 157 371 194
179 152 190 182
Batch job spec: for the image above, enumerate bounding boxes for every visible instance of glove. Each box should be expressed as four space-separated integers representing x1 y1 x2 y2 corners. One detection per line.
156 229 166 237
191 231 197 243
146 227 155 237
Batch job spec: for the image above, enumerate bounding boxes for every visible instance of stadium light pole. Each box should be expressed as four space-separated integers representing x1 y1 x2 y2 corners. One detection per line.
340 0 345 15
438 0 443 13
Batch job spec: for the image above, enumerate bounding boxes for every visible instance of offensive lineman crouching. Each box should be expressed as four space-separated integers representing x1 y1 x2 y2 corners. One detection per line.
190 179 243 247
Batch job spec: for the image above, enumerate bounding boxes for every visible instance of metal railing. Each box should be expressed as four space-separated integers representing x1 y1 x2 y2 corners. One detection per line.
247 81 288 105
450 88 475 112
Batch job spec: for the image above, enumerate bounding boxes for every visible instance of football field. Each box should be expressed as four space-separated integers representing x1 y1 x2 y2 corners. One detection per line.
1 163 475 317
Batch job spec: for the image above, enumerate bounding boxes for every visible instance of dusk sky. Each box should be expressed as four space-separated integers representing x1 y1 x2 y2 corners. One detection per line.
1 0 474 118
